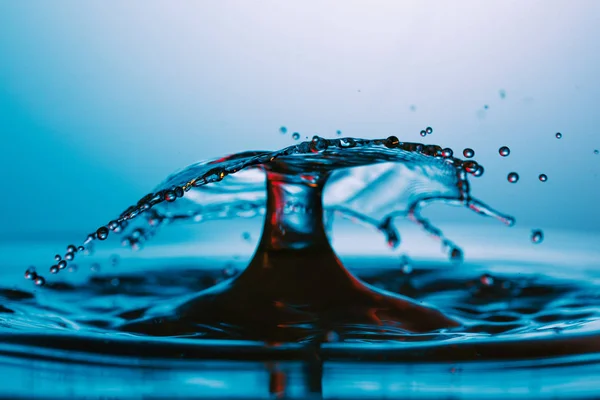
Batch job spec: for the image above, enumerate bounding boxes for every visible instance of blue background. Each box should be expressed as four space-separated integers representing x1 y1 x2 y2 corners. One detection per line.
1 1 599 239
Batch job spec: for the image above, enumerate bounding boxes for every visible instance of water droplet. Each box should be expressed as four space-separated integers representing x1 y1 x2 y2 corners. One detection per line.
507 172 519 183
111 278 120 287
556 132 562 139
174 186 184 198
66 245 77 254
242 232 251 241
531 229 544 244
399 256 413 275
58 260 67 269
54 255 61 262
49 266 59 274
425 127 433 134
24 267 36 280
108 220 120 231
484 105 489 110
499 89 506 99
279 126 287 134
450 247 463 262
91 263 101 273
499 146 510 157
336 130 342 136
480 274 494 286
292 132 300 140
385 136 399 148
463 148 475 158
325 331 340 342
420 130 427 137
77 246 84 252
34 277 45 286
473 165 485 177
441 148 453 158
538 174 548 182
96 227 109 241
164 190 177 202
594 149 599 155
409 104 417 112
65 253 74 261
68 264 77 273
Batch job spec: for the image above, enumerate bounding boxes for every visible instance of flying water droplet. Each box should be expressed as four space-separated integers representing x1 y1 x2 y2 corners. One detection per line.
594 149 599 155
336 130 342 136
507 172 519 183
531 229 544 244
499 89 506 99
292 132 300 140
24 267 36 280
54 255 61 262
399 256 413 275
538 174 548 182
96 227 109 241
66 245 77 254
556 132 562 139
420 130 427 137
34 277 45 286
463 148 475 158
441 148 453 158
58 260 67 269
279 126 287 134
499 146 510 157
450 247 463 263
425 127 433 134
49 266 59 274
65 253 74 261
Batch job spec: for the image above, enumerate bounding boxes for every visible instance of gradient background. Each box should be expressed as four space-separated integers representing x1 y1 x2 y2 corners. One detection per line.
1 0 599 241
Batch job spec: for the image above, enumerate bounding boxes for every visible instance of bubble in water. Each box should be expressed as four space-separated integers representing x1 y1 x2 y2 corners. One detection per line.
480 274 494 287
34 276 45 286
49 265 59 274
507 172 519 183
292 132 300 140
110 255 120 267
58 260 67 269
463 148 475 158
66 245 77 254
425 127 433 134
24 267 36 280
54 255 61 262
531 229 544 244
556 132 562 139
279 126 287 134
499 146 510 157
538 174 548 182
420 130 427 137
96 227 109 241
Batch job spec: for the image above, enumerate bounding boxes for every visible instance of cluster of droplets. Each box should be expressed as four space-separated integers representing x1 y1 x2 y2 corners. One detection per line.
27 134 522 285
419 126 433 137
